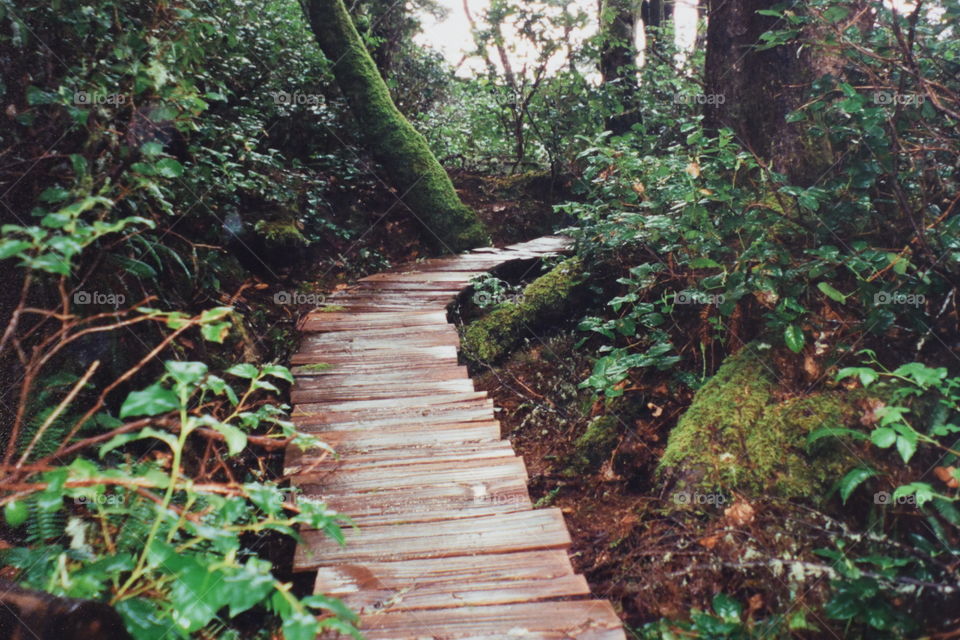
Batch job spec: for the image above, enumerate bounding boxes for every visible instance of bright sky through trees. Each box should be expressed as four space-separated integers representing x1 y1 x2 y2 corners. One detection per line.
415 0 700 76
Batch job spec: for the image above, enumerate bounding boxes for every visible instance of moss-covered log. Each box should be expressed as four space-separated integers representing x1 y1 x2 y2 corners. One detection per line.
658 344 869 498
462 257 583 363
305 0 489 252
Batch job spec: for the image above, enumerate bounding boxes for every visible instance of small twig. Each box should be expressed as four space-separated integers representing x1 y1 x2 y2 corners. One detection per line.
16 360 101 466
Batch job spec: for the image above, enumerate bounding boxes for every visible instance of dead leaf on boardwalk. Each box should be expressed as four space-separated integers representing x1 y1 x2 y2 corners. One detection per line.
724 500 755 526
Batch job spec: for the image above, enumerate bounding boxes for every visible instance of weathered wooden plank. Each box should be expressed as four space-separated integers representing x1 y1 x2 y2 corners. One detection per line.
299 330 460 351
287 420 500 461
285 440 515 475
301 323 458 339
295 456 533 527
329 291 455 303
292 366 469 385
293 391 489 414
291 378 474 403
358 272 473 283
301 311 447 332
294 409 495 432
314 550 588 612
290 344 458 365
504 236 572 251
294 407 497 431
352 281 469 292
294 509 571 569
284 440 515 475
342 601 625 640
291 367 468 383
405 260 517 273
294 456 528 495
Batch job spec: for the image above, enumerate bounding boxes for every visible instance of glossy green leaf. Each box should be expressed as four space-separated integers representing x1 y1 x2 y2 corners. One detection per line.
119 384 179 418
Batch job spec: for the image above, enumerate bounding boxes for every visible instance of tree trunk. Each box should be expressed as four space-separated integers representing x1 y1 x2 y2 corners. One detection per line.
702 0 868 185
600 0 641 135
703 0 802 178
306 0 489 253
640 0 674 59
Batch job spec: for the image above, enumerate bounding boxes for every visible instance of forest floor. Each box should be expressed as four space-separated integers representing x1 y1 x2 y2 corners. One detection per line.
469 335 696 628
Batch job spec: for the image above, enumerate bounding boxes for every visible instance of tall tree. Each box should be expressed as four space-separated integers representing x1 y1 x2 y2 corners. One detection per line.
703 0 802 180
464 0 578 171
306 0 489 252
640 0 674 59
702 0 870 185
599 0 641 135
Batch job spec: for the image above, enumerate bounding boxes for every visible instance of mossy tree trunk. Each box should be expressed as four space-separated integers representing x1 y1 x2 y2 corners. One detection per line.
305 0 489 253
658 344 867 499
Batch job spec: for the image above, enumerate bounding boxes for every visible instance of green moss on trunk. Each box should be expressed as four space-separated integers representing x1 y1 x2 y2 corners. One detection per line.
461 257 583 363
658 344 866 498
305 0 489 253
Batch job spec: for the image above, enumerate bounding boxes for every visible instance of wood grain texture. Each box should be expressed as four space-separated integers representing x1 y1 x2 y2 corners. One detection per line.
345 601 625 639
286 236 625 639
314 551 588 612
293 509 572 568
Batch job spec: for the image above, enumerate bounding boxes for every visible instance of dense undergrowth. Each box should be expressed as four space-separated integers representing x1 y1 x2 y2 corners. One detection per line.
457 0 960 637
0 0 436 637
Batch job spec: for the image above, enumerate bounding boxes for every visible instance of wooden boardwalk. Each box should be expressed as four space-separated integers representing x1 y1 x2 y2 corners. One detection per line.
286 236 625 639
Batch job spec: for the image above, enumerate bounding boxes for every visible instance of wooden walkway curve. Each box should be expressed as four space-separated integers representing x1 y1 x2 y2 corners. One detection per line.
286 236 625 639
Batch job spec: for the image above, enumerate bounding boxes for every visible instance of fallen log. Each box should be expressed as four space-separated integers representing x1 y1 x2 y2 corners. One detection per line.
0 580 130 640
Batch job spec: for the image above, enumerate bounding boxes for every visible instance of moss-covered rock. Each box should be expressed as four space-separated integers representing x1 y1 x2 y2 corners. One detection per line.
461 257 583 363
567 414 621 474
658 344 865 498
254 218 307 249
